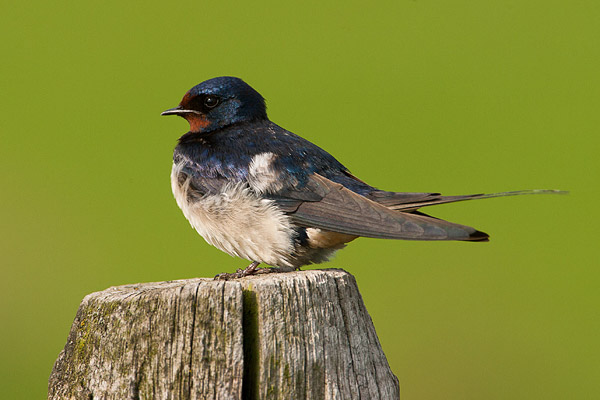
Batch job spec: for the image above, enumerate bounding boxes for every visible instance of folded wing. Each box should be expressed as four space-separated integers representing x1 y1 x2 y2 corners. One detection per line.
270 174 489 241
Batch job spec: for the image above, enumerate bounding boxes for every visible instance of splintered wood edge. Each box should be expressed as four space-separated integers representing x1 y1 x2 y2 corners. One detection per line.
87 268 353 297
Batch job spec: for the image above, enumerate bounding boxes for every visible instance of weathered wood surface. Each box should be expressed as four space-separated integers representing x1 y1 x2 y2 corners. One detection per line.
48 279 244 399
49 269 399 399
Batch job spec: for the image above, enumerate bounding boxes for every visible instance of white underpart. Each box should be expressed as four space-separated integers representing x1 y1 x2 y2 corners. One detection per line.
171 161 295 268
247 152 284 194
305 228 357 249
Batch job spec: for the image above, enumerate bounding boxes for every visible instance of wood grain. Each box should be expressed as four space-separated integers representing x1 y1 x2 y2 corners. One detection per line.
49 269 399 399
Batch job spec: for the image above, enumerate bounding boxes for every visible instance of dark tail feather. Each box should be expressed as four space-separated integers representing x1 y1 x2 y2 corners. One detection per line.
407 189 568 242
390 189 568 211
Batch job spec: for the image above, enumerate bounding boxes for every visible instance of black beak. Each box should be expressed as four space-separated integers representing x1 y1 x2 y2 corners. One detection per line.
161 106 201 116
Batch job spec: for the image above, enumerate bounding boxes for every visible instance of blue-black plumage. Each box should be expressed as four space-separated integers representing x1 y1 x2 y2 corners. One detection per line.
162 76 564 279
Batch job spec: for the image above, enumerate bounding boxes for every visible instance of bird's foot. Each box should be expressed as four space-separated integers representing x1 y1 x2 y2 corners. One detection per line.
214 261 279 280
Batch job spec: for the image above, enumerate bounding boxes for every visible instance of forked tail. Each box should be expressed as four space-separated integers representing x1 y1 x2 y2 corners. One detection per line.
388 189 568 211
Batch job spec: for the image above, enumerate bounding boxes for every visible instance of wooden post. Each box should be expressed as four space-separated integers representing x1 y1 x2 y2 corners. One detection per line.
48 269 400 399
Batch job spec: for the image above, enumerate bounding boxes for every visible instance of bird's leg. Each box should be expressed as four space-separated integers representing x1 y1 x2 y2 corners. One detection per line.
214 261 280 280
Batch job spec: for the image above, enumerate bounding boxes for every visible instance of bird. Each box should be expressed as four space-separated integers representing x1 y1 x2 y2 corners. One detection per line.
161 76 564 279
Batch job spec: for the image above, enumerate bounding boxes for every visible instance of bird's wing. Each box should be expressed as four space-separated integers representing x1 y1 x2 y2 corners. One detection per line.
268 173 488 241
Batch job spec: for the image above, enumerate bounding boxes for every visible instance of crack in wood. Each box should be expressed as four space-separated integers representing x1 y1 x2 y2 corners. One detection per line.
187 283 200 399
242 288 259 400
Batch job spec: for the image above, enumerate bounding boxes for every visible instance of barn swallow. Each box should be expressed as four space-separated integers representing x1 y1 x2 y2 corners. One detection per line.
162 76 564 279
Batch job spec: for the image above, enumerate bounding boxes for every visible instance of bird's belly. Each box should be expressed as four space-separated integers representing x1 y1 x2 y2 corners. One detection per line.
171 163 296 267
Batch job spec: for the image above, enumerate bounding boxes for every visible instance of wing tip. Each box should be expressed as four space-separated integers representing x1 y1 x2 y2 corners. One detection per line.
466 229 490 242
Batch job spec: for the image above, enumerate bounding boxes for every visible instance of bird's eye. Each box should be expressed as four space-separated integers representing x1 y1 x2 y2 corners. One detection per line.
204 96 220 109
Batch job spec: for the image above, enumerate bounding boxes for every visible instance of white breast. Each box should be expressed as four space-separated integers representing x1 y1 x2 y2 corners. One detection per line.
171 161 296 268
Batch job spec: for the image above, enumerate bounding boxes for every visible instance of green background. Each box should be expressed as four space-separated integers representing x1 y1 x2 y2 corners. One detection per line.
1 1 598 398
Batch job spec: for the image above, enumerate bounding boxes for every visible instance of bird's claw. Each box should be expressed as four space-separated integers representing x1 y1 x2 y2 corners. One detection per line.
214 261 279 280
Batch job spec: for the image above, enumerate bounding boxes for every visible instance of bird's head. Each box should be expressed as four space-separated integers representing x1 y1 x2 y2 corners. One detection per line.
161 76 267 133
